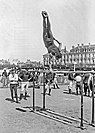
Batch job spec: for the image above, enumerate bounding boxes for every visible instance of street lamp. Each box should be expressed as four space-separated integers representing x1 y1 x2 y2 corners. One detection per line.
92 57 95 69
74 61 77 72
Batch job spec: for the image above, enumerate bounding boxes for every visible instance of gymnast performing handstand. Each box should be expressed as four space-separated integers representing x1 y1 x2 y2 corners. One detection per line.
42 11 62 61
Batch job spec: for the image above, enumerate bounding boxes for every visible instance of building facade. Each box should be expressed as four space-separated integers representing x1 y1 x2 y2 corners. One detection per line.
43 43 95 68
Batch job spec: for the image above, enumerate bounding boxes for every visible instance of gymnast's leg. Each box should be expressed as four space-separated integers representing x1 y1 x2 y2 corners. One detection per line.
42 11 53 39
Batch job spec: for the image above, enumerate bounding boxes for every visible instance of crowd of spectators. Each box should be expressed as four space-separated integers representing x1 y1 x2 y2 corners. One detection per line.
68 70 94 97
0 66 59 102
1 66 93 103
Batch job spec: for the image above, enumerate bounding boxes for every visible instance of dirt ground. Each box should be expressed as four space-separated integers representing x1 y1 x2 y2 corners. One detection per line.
0 83 95 133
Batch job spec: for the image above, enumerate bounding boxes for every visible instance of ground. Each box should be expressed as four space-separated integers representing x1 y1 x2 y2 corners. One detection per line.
0 83 95 133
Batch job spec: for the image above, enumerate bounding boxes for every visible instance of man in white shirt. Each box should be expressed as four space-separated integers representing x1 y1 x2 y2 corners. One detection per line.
88 71 94 96
68 70 74 94
53 73 60 89
9 68 18 103
74 73 82 95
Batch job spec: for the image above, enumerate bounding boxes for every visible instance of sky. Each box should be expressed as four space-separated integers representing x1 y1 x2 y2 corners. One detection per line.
0 0 95 62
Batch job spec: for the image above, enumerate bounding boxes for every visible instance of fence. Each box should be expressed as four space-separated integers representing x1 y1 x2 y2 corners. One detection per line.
29 70 95 129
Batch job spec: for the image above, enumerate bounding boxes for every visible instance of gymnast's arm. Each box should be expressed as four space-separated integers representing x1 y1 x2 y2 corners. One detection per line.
47 16 51 30
53 37 62 51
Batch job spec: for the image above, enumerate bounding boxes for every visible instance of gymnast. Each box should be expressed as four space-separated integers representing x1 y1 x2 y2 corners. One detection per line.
42 11 62 60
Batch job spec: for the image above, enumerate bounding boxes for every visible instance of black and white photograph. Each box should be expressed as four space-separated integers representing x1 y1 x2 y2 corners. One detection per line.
0 0 95 133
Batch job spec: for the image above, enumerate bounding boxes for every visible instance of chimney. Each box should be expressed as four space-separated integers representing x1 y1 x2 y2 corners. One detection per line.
72 46 74 49
81 43 84 47
64 46 66 52
78 44 80 47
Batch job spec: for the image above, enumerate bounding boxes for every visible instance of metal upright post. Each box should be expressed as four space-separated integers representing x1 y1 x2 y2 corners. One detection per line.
80 76 85 129
43 57 46 110
33 72 35 111
91 74 95 126
80 83 83 128
43 72 46 110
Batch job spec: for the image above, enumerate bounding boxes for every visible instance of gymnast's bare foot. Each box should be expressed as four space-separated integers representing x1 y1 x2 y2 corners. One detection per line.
42 11 48 18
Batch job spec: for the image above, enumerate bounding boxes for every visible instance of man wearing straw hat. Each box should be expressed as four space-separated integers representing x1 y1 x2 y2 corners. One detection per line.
9 68 19 103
